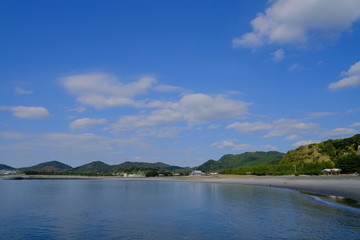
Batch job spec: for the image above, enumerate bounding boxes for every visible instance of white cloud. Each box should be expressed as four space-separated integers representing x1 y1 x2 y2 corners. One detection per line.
4 106 52 119
154 84 183 92
226 121 272 134
136 127 183 138
67 106 87 113
293 139 321 147
328 61 360 90
309 112 337 118
350 122 360 128
346 108 360 114
208 124 220 130
262 144 279 151
272 49 285 62
61 73 157 109
321 128 358 138
233 32 264 48
211 140 253 151
211 139 277 151
0 131 27 139
77 95 137 109
70 118 107 130
285 134 300 141
112 93 250 133
234 0 360 48
264 118 318 138
288 63 305 71
15 87 32 95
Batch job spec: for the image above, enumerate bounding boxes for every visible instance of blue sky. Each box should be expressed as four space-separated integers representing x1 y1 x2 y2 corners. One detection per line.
1 0 360 168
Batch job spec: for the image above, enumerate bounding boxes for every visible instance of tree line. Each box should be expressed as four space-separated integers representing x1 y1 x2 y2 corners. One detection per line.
219 154 360 175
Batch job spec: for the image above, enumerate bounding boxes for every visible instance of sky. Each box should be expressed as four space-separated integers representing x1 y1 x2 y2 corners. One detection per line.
1 0 360 168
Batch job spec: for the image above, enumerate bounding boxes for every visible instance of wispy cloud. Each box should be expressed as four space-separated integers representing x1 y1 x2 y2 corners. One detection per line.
292 139 321 147
288 63 308 71
264 118 318 138
0 131 27 139
226 121 272 134
15 87 32 95
70 118 107 130
285 134 300 141
0 106 52 119
321 128 358 138
66 106 87 113
211 139 277 151
154 84 184 92
328 61 360 91
350 122 360 128
272 49 285 62
308 112 337 118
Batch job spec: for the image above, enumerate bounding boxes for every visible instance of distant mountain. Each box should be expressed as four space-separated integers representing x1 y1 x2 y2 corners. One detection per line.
16 160 183 174
114 161 183 172
281 134 360 164
197 151 285 172
20 161 73 172
0 164 15 170
72 161 114 173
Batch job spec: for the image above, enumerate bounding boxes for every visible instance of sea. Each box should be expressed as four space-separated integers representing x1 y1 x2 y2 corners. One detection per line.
0 178 359 240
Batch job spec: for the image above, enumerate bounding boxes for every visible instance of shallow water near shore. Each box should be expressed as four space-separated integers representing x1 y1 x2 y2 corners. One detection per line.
301 191 360 211
1 179 359 240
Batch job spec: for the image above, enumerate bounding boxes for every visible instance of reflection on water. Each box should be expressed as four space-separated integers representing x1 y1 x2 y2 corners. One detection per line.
300 191 360 209
0 179 359 240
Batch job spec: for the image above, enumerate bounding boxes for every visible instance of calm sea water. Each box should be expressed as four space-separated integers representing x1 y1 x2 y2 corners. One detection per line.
0 179 359 240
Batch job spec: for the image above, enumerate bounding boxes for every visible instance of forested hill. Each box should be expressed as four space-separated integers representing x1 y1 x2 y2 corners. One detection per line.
114 161 182 171
0 164 15 170
19 161 73 172
12 160 183 174
71 161 114 173
196 151 285 172
71 161 182 173
281 134 360 164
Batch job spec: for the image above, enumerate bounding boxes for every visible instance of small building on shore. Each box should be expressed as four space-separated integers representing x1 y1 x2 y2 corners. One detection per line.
190 170 205 176
322 168 341 175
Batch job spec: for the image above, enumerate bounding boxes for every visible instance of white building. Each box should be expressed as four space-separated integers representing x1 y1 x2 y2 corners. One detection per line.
322 168 341 175
190 170 205 176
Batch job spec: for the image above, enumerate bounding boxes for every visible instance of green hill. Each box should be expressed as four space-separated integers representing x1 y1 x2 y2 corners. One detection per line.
17 160 183 175
197 151 285 172
72 161 114 173
20 161 73 172
281 134 360 165
114 161 182 172
0 164 15 170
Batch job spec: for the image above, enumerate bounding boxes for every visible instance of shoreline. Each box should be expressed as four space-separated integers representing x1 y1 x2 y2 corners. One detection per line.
2 174 360 202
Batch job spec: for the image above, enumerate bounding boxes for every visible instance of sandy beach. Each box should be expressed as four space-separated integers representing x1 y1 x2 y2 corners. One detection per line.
3 174 360 202
144 175 360 202
170 175 360 202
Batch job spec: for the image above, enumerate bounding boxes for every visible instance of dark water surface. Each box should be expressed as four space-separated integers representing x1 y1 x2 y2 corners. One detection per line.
0 179 359 240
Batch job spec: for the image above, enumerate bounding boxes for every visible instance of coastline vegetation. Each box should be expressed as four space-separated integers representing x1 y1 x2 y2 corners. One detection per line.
219 162 333 176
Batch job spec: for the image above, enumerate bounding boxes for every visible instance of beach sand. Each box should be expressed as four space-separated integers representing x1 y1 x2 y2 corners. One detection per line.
165 175 360 202
3 174 360 202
